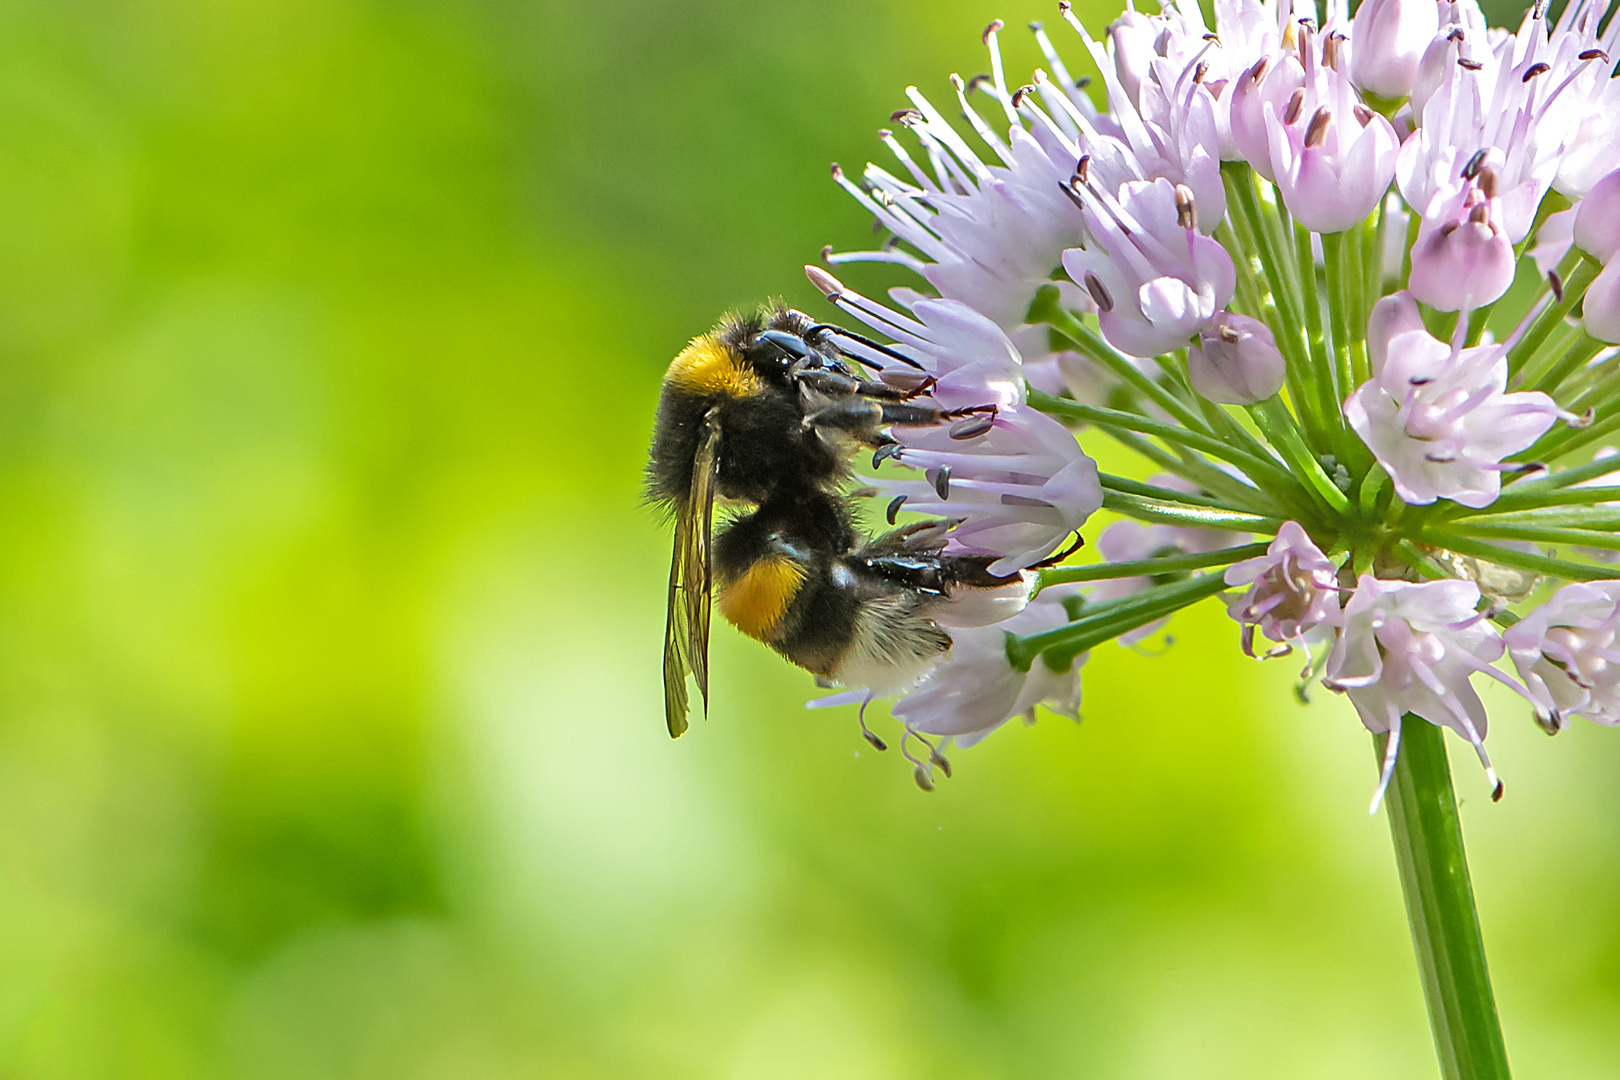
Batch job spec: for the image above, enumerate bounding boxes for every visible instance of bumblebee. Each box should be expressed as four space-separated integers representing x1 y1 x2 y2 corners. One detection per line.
648 306 1018 737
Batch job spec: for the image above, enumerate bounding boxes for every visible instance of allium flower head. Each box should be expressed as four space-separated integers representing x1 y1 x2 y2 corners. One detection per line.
725 0 1620 815
707 7 1620 1070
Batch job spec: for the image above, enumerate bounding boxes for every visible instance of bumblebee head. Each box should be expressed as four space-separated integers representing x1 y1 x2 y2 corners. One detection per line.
733 307 856 390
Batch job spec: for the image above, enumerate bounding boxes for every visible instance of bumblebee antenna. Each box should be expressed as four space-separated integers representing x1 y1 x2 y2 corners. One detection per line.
803 324 928 371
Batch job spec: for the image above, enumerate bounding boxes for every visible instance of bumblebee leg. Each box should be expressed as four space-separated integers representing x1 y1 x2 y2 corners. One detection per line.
796 369 861 397
878 401 952 426
881 400 1000 433
801 397 887 441
805 397 1001 445
1029 532 1085 568
840 376 919 402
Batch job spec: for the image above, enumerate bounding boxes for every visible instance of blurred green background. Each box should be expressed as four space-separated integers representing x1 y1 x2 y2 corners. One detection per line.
0 0 1613 1076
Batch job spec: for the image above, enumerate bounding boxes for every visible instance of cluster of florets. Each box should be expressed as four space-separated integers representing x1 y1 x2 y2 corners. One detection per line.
805 0 1620 801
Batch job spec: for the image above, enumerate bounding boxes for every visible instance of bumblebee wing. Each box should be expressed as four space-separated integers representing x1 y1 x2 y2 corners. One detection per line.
663 508 693 738
662 408 721 738
687 409 721 708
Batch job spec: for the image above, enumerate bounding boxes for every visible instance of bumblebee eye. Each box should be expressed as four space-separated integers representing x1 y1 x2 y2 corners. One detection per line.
755 330 810 372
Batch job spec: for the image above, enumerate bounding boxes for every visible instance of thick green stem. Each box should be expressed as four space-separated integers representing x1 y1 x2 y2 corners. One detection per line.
1376 720 1511 1080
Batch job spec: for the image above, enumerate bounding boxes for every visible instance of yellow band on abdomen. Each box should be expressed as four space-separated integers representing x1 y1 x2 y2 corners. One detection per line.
718 556 806 641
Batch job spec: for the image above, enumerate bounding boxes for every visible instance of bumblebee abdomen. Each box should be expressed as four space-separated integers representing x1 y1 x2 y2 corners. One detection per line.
767 567 953 688
833 594 953 696
771 564 862 676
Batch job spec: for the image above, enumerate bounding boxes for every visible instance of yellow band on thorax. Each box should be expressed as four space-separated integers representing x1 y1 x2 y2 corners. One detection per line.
665 334 763 398
718 556 806 641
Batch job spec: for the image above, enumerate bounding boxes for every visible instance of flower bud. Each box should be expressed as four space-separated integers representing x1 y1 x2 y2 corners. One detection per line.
1350 0 1441 99
1574 168 1620 264
1584 261 1620 345
1187 312 1286 404
1408 167 1516 311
